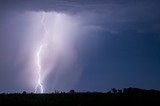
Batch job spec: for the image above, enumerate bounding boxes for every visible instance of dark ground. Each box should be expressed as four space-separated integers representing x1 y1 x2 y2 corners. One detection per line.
0 88 160 106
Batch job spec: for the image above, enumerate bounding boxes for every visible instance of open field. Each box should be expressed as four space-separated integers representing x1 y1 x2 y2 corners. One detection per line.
0 88 160 106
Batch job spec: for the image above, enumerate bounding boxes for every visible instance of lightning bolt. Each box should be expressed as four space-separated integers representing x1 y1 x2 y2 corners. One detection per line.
35 12 48 93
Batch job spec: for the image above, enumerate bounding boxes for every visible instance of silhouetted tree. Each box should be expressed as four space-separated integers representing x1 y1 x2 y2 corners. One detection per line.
111 88 117 94
22 91 27 94
107 91 111 94
69 90 75 93
118 89 122 93
30 92 34 94
123 88 127 93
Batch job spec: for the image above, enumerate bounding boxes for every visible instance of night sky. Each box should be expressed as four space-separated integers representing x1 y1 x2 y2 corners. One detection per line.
0 0 160 93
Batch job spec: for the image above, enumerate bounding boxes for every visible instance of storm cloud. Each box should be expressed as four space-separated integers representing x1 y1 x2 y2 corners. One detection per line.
0 0 160 93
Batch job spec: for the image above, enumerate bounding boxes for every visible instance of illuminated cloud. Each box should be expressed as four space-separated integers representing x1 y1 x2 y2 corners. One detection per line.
18 11 83 92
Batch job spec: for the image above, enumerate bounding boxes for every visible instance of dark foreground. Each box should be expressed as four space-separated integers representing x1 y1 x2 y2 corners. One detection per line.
0 88 160 106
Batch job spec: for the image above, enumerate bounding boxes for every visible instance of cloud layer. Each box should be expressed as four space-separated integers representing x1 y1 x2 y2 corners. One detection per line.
0 0 160 92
